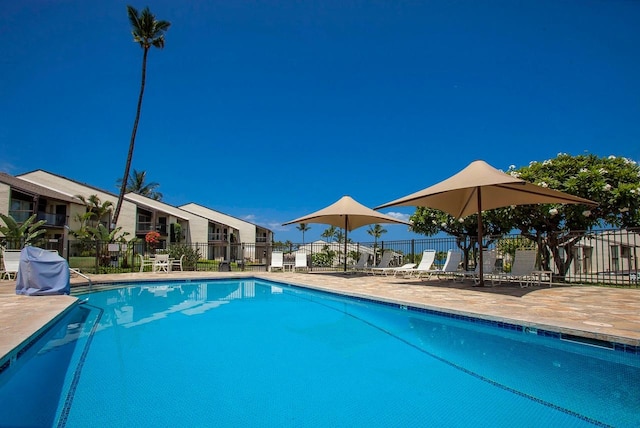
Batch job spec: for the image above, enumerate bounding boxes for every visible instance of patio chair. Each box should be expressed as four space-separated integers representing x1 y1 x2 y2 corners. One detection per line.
419 250 462 280
365 251 394 275
455 250 497 284
139 254 155 273
270 251 284 272
2 249 22 280
171 255 184 272
153 254 170 273
491 249 537 288
398 250 436 278
294 252 308 272
348 252 370 272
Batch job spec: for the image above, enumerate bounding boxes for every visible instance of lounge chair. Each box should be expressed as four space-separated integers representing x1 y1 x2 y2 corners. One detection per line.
365 251 394 275
374 263 417 276
419 250 462 280
1 249 22 280
270 251 284 272
348 252 370 272
491 249 537 287
294 252 308 272
398 250 436 278
455 250 497 284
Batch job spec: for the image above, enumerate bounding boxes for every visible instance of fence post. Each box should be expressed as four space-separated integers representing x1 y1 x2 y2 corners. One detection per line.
411 239 415 263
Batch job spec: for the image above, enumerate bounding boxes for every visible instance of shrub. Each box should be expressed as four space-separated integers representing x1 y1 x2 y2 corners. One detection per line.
168 244 200 271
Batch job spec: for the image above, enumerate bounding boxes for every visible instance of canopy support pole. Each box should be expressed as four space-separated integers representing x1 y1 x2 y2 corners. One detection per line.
476 188 484 287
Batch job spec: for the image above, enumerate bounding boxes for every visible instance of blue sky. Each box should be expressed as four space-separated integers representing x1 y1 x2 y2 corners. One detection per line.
1 0 639 243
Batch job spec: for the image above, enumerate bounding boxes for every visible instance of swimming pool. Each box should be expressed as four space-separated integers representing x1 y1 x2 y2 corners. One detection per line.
1 278 638 427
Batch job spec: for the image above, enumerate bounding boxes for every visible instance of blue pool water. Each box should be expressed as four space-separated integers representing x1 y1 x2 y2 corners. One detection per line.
1 279 638 427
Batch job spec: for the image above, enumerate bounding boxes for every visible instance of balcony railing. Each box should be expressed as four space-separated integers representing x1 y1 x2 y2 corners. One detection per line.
36 211 66 227
8 210 32 223
137 222 168 235
8 210 66 227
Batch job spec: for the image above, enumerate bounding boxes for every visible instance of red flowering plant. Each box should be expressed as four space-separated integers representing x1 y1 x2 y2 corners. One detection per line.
145 231 161 253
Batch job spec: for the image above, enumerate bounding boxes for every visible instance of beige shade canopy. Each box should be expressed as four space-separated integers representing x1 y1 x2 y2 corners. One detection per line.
283 195 410 271
375 160 595 217
375 160 596 285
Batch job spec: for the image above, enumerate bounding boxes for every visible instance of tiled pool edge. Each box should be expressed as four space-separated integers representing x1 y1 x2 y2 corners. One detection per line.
0 299 79 376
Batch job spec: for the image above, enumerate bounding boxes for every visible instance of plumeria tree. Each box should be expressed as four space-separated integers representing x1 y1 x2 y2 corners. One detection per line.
507 153 640 275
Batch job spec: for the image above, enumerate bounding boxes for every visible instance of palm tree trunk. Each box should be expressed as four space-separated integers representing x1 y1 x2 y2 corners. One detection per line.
112 47 149 227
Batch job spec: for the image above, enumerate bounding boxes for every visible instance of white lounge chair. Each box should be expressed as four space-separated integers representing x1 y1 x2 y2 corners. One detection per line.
398 250 436 278
1 249 22 280
365 251 394 275
375 263 417 276
455 250 497 284
491 249 537 287
420 250 462 280
270 251 284 272
294 252 308 272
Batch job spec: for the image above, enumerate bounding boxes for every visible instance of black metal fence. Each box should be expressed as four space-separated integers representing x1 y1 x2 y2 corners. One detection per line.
1 228 638 287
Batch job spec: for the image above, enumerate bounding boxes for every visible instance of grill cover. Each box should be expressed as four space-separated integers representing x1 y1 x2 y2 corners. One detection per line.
15 247 70 296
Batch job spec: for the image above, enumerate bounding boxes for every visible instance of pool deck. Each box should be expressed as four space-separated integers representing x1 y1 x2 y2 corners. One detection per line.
1 271 640 364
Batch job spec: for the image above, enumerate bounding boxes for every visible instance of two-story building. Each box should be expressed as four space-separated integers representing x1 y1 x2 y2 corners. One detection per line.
2 170 272 262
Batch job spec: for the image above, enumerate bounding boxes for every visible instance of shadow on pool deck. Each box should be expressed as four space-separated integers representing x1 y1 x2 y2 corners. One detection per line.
1 270 639 365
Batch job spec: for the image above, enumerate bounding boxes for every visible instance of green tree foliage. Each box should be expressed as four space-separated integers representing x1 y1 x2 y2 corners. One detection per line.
296 223 310 244
71 195 114 240
367 223 387 265
508 153 640 274
312 245 336 267
410 209 513 269
321 226 337 242
116 169 163 200
113 6 170 226
0 213 46 249
168 244 201 271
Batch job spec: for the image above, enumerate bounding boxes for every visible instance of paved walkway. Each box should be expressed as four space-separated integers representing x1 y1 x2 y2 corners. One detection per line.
2 271 640 364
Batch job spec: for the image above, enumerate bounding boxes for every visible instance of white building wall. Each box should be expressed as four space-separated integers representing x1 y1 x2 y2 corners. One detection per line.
0 183 9 218
180 203 258 244
18 170 137 236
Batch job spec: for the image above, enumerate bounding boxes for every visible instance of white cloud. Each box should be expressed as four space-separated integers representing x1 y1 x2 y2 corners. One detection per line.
384 211 411 222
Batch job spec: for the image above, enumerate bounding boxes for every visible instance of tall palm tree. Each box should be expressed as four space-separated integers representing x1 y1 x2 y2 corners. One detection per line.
321 226 337 242
367 224 387 265
296 223 310 244
112 6 170 227
116 169 163 200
